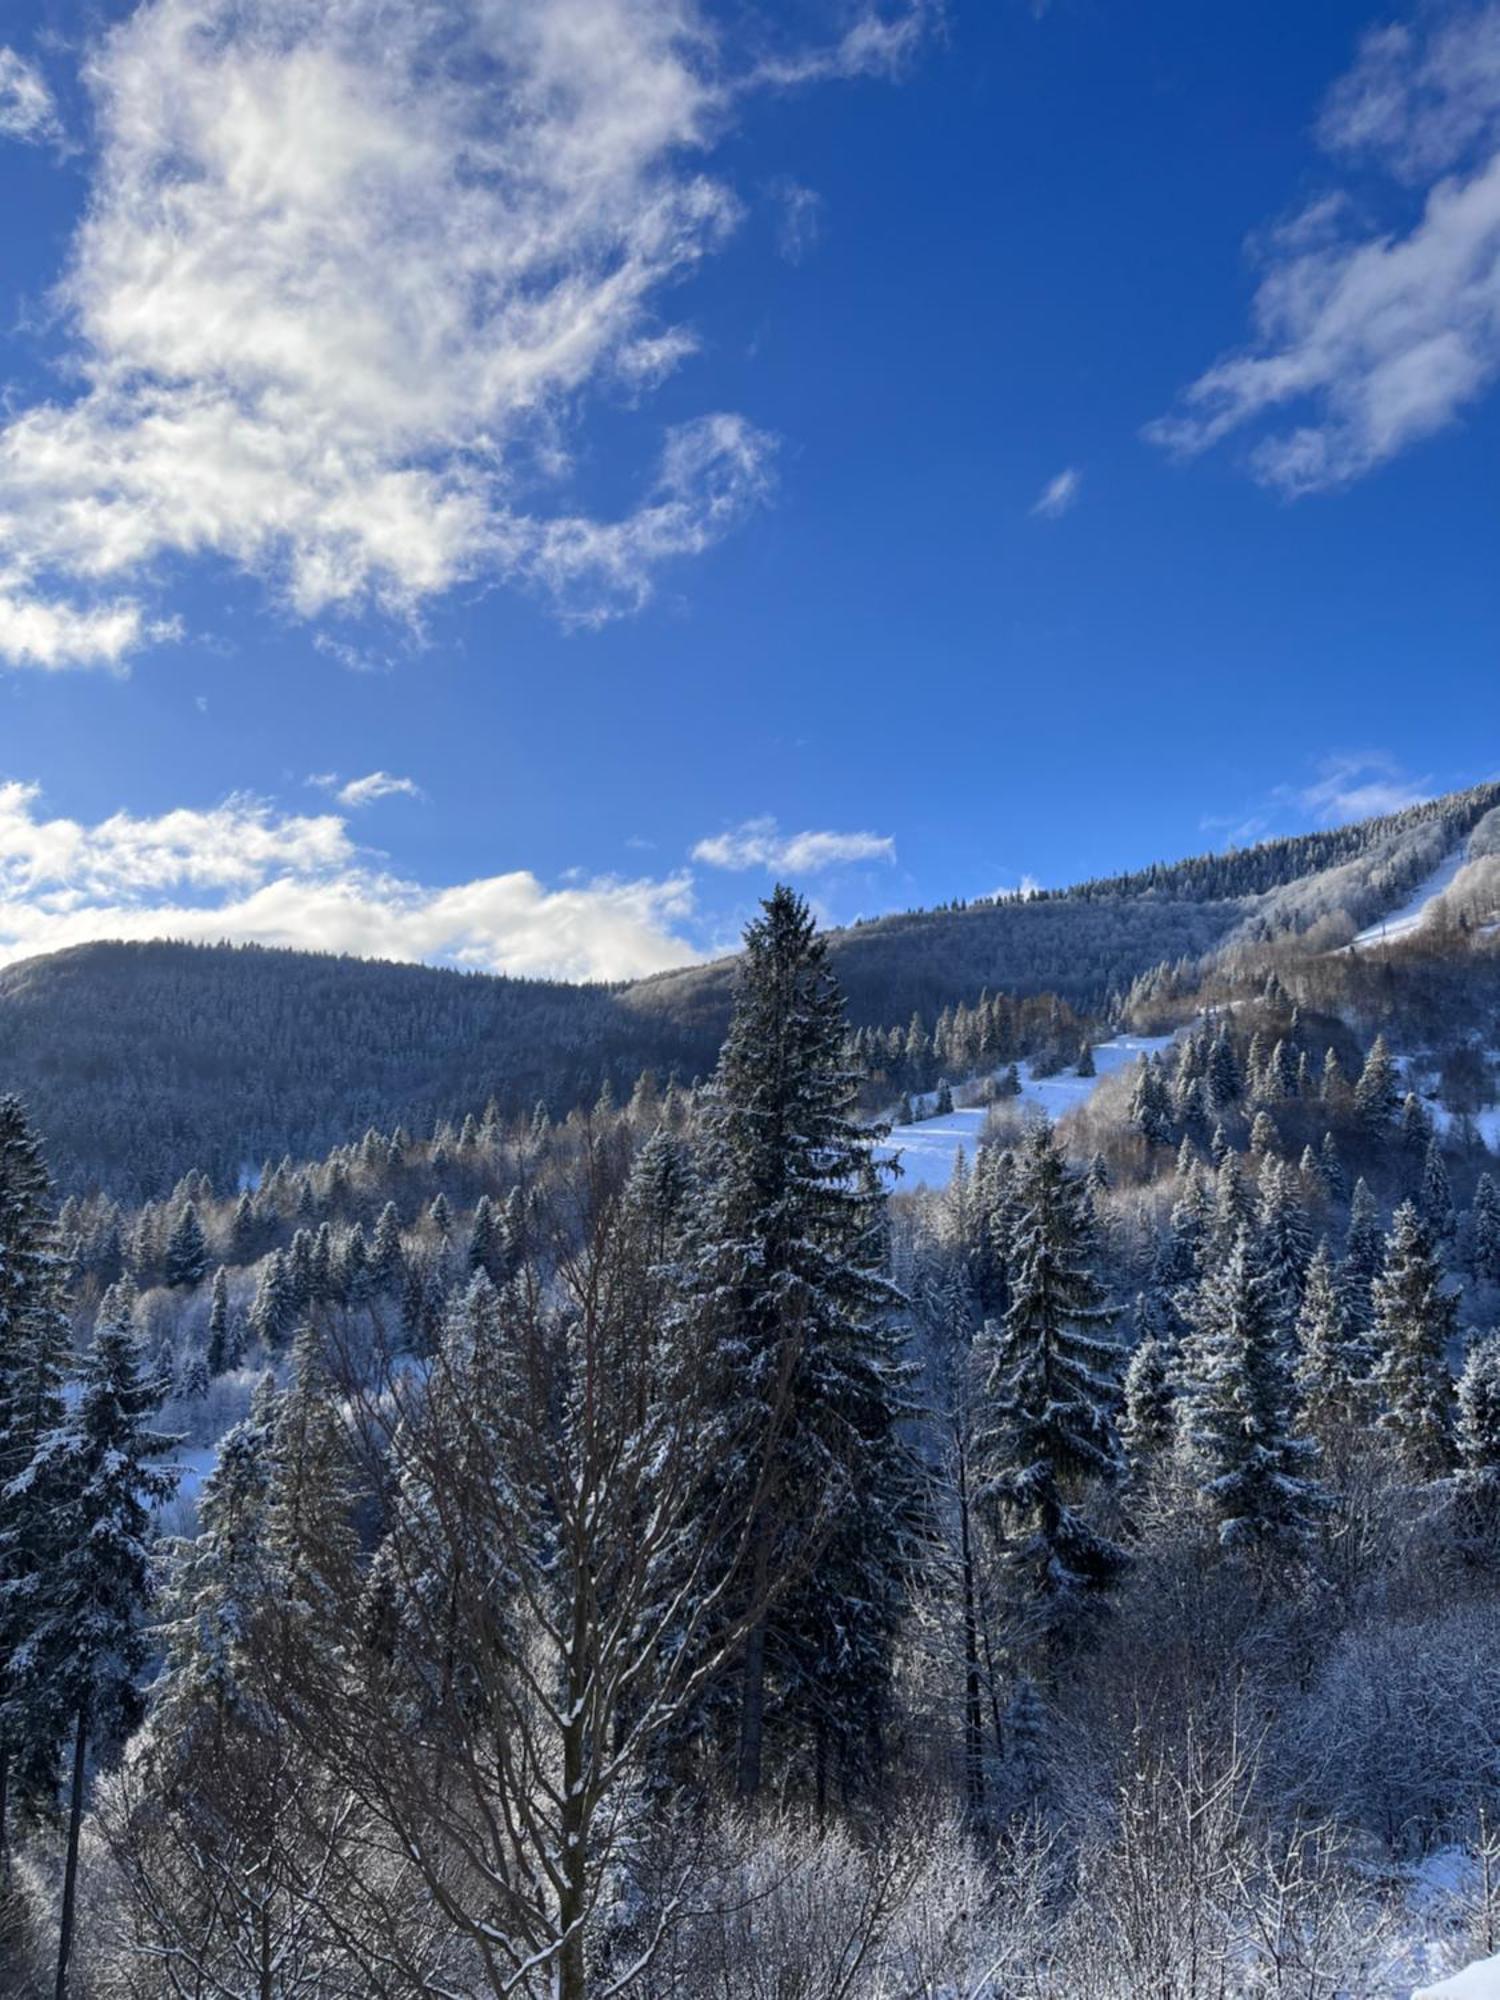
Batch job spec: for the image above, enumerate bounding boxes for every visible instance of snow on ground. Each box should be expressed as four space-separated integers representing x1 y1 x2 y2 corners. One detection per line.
1414 1957 1500 2000
1353 846 1470 948
877 1033 1175 1191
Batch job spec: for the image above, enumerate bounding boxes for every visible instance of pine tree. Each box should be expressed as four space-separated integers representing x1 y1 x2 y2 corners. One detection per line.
164 1201 209 1290
973 1121 1125 1664
177 1349 211 1401
1176 1231 1323 1561
468 1194 501 1281
263 1325 362 1644
1293 1239 1368 1450
1421 1138 1456 1244
1211 1154 1256 1258
205 1265 238 1375
229 1190 260 1265
1129 1057 1172 1148
1454 1335 1500 1557
1121 1332 1174 1474
1319 1130 1347 1203
1075 1041 1096 1079
690 887 922 1800
1341 1179 1384 1336
0 1097 72 1850
1206 1028 1241 1112
247 1249 297 1354
1370 1201 1456 1481
1354 1034 1399 1133
1249 1110 1281 1158
153 1379 276 1736
20 1283 177 1998
1469 1172 1500 1286
371 1200 405 1294
1258 1157 1313 1327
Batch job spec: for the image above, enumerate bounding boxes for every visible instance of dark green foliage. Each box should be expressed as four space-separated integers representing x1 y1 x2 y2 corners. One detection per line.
1371 1202 1456 1481
973 1122 1125 1657
1177 1231 1324 1558
691 887 923 1798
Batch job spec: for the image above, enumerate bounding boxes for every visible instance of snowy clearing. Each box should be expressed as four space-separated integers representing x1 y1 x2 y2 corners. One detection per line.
1414 1957 1500 2000
1353 846 1470 948
877 1033 1175 1190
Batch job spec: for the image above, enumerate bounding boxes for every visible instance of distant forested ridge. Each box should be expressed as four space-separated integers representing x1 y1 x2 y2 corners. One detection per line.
3 781 1499 1197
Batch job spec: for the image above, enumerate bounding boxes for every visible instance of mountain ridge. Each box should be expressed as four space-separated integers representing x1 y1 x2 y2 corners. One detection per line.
5 781 1499 1196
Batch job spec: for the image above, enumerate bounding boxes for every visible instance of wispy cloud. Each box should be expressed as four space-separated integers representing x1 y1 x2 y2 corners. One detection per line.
0 48 60 144
769 178 824 262
0 0 925 673
310 771 424 810
1031 467 1081 518
1148 5 1500 494
0 780 700 981
692 815 896 872
1208 753 1436 848
1291 752 1433 826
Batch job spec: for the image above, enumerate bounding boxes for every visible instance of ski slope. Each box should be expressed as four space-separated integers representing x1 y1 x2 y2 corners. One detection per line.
1353 846 1470 948
877 1033 1174 1191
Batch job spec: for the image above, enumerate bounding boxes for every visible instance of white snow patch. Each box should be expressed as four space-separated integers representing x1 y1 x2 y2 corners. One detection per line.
1414 1956 1500 1999
1353 847 1470 948
878 1034 1174 1191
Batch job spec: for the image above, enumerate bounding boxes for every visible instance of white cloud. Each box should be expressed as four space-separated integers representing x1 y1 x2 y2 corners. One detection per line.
1031 466 1081 518
1290 752 1432 826
693 815 896 871
311 770 424 810
0 588 170 671
0 48 59 143
1148 5 1500 493
0 781 701 982
0 0 923 669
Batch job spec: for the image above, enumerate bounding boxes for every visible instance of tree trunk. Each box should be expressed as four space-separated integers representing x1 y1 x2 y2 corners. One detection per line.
736 1523 771 1800
958 1435 986 1827
259 1903 274 2000
54 1705 88 2000
557 1561 591 2000
0 1743 9 1865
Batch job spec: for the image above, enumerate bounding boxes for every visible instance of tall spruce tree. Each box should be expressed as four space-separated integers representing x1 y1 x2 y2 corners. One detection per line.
1354 1034 1399 1133
1176 1230 1323 1562
21 1282 177 1997
972 1121 1125 1665
690 886 922 1801
1293 1238 1369 1452
1257 1157 1313 1328
164 1201 209 1291
1121 1332 1174 1475
205 1265 237 1376
0 1098 71 1854
1470 1172 1500 1286
1341 1179 1384 1336
1370 1201 1456 1481
1421 1138 1457 1244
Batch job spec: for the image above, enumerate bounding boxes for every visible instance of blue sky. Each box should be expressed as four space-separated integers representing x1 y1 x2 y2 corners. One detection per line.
0 0 1497 981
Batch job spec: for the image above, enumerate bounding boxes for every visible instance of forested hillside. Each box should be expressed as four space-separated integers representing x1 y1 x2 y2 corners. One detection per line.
10 879 1500 1994
3 782 1499 1196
